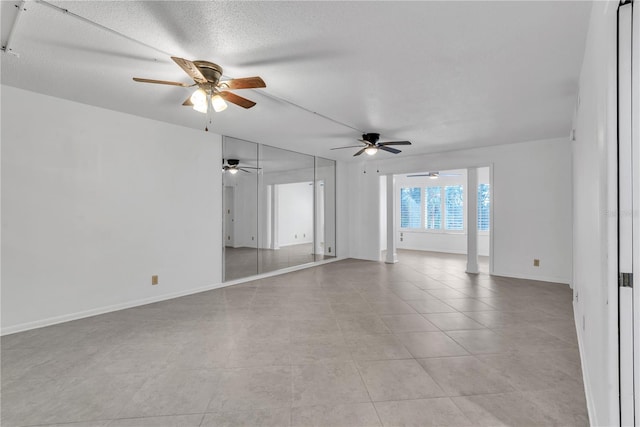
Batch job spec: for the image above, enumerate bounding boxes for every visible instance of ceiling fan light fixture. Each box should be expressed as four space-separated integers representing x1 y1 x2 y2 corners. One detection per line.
228 168 239 174
190 88 208 113
365 146 378 156
211 94 228 112
429 174 439 179
190 88 206 105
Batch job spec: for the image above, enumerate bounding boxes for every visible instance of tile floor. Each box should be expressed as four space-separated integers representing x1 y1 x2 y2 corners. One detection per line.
1 251 588 426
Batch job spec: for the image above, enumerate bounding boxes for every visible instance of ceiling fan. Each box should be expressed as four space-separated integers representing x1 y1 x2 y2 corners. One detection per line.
407 171 461 179
331 133 411 156
223 159 261 175
133 57 266 114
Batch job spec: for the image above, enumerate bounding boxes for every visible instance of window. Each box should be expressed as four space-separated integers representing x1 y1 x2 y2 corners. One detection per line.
425 187 442 229
400 187 421 228
478 183 490 231
444 185 464 230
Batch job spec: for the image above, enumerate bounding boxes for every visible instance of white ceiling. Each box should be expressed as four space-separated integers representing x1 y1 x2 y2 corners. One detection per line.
1 1 592 161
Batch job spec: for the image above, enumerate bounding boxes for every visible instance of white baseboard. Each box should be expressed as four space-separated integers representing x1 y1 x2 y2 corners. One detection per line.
1 257 345 336
574 301 598 426
490 270 570 284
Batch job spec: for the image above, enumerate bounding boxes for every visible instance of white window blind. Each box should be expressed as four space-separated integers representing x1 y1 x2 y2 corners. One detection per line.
478 183 490 231
444 185 464 230
400 187 421 228
425 186 442 229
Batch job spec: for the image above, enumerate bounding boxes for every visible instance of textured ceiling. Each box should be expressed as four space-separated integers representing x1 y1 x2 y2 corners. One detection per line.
1 1 592 161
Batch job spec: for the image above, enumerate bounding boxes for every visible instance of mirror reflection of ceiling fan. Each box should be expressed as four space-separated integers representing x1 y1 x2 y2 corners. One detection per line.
331 133 411 156
133 57 266 114
407 172 461 179
223 159 261 174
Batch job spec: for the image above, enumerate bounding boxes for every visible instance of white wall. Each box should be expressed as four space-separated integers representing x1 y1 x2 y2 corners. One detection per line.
348 164 385 261
1 86 223 333
276 182 313 246
571 1 619 425
347 138 573 284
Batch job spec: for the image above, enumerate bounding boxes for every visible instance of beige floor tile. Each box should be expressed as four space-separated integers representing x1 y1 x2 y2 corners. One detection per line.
406 299 458 314
357 359 445 401
374 398 472 426
292 361 370 408
437 298 495 312
422 313 487 331
445 329 513 354
452 391 555 426
395 332 470 358
380 314 439 332
476 352 576 391
201 408 291 427
119 369 221 418
208 366 292 412
337 315 391 335
418 356 515 396
108 414 204 426
291 403 382 427
346 334 413 361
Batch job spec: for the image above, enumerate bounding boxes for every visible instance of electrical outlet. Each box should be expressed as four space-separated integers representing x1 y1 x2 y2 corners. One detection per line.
151 275 158 285
533 259 540 267
328 247 332 253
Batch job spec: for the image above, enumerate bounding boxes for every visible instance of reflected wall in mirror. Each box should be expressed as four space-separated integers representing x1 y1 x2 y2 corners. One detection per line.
258 145 315 274
222 137 337 282
222 136 258 281
315 157 336 261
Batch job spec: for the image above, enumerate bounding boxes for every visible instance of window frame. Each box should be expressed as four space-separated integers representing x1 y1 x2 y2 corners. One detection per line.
397 181 489 236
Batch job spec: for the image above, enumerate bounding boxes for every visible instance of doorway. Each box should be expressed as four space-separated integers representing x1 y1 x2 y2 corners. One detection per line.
384 167 492 275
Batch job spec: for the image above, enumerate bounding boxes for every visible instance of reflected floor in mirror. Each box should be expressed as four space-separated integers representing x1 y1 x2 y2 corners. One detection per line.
225 243 331 281
2 250 587 426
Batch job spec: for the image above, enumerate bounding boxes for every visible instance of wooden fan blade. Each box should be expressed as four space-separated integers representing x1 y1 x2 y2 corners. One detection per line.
219 77 266 90
219 91 257 109
239 168 253 173
171 56 207 84
182 96 193 106
353 148 367 157
379 146 401 154
133 77 192 87
379 141 411 146
330 145 366 150
238 166 261 169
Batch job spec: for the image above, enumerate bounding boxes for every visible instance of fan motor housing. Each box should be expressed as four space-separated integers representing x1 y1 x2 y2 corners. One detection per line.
363 133 380 144
193 61 224 84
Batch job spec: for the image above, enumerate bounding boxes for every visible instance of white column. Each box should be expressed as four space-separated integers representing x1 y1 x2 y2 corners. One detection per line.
466 167 479 273
386 174 398 264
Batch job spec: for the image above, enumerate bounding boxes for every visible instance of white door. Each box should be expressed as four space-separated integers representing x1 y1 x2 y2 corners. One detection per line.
618 2 638 425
